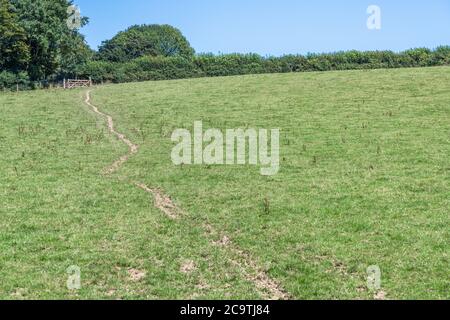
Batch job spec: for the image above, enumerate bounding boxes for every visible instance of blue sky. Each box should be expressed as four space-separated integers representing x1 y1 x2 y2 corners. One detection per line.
75 0 450 55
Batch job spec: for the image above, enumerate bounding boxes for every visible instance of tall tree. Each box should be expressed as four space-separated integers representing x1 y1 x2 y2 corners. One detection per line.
97 24 195 63
0 0 30 72
59 31 93 78
10 0 88 80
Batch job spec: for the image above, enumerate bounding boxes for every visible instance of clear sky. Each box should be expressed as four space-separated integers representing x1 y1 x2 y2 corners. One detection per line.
75 0 450 55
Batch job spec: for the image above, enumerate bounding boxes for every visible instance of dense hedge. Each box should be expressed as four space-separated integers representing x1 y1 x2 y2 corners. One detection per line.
80 56 201 83
4 46 449 90
77 47 450 85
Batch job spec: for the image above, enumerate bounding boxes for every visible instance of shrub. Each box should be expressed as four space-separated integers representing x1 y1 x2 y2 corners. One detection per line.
0 71 30 90
116 56 199 82
194 53 280 77
432 46 450 65
79 61 118 83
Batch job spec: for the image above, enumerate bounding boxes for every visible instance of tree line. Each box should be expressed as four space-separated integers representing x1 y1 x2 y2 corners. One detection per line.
0 0 91 90
1 0 450 90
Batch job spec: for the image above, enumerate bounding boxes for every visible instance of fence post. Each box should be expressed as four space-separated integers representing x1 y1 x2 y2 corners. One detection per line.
63 78 66 89
89 77 92 87
16 83 19 92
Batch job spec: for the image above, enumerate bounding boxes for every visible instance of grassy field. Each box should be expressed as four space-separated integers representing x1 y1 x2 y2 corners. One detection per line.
0 67 449 299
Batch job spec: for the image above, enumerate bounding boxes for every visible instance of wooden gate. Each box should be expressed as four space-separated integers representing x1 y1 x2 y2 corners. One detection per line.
64 78 92 89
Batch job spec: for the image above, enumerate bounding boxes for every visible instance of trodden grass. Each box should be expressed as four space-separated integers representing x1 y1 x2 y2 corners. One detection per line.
1 66 449 299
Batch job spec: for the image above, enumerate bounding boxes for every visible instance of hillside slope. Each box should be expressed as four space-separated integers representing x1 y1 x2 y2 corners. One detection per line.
1 67 449 299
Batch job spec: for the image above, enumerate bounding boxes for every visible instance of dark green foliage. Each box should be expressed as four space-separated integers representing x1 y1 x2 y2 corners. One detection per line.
96 24 195 63
59 32 94 79
9 0 89 80
0 0 31 91
86 47 450 84
118 56 200 82
0 70 29 90
81 56 200 83
80 60 119 83
401 48 433 67
432 46 450 65
194 53 268 77
0 0 29 72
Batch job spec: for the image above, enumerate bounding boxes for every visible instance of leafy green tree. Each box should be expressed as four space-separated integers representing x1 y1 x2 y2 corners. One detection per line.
96 24 195 63
59 32 94 78
10 0 89 80
0 0 30 72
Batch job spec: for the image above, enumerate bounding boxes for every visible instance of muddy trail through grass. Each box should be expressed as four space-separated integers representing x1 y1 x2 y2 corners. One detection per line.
85 90 182 218
83 90 289 300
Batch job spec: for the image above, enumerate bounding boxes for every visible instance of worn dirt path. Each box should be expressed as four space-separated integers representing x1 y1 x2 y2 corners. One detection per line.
83 89 289 300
